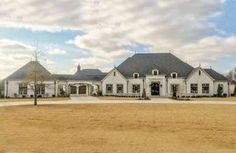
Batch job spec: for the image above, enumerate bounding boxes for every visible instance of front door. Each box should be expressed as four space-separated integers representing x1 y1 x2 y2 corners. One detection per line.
79 86 86 94
151 83 160 96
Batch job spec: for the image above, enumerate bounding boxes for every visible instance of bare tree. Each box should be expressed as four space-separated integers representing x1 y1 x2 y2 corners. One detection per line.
23 50 50 106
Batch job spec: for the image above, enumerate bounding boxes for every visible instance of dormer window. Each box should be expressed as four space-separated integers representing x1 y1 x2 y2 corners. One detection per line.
152 69 159 76
171 72 178 78
133 73 139 78
199 70 201 76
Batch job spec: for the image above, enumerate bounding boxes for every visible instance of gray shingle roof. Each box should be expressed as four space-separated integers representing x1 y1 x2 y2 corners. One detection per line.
71 69 107 81
204 69 228 81
6 61 53 80
52 74 73 81
116 53 193 78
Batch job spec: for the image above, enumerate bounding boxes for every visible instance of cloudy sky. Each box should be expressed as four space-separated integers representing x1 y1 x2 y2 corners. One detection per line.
0 0 236 79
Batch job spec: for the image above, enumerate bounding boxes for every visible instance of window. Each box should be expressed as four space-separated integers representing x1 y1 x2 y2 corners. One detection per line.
106 84 113 94
152 69 159 76
202 84 209 94
190 84 198 94
114 71 116 76
171 72 178 78
117 84 124 94
19 83 27 95
133 73 139 78
132 84 140 93
199 70 201 76
37 84 45 95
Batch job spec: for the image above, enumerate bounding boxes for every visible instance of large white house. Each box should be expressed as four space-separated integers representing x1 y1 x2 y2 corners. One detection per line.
3 53 229 98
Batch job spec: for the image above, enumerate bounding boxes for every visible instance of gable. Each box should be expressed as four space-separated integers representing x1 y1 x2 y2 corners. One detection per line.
187 68 214 83
102 68 127 83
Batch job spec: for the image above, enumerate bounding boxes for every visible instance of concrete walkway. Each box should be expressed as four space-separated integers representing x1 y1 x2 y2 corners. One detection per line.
0 97 236 107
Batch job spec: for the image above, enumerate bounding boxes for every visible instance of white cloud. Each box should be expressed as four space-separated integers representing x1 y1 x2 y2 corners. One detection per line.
0 39 35 79
0 0 234 73
48 48 66 55
73 56 110 69
174 36 236 67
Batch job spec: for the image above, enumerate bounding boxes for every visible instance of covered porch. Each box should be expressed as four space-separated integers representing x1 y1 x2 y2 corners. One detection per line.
68 82 100 96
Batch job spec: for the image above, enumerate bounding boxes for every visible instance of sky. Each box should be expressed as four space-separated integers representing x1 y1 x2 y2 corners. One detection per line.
0 0 236 79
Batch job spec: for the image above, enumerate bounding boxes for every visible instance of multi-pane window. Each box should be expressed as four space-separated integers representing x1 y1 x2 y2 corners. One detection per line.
133 73 139 78
117 84 124 94
37 84 45 95
132 84 140 93
172 73 177 78
19 83 27 95
190 84 198 94
202 84 209 94
106 84 113 94
152 70 159 76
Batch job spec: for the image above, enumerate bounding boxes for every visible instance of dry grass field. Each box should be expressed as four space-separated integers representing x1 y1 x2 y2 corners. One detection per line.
191 97 236 102
0 97 70 102
0 104 236 153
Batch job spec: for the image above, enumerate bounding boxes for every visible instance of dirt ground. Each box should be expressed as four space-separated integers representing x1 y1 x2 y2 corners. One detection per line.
0 103 236 153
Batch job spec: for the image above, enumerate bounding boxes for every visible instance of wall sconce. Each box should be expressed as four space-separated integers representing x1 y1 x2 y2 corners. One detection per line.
160 84 162 88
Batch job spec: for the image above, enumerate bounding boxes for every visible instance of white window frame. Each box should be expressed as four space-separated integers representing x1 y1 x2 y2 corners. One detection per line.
116 84 124 94
19 83 27 95
190 84 198 94
132 84 141 93
202 83 210 94
171 72 178 78
133 73 139 78
106 84 113 94
152 69 159 76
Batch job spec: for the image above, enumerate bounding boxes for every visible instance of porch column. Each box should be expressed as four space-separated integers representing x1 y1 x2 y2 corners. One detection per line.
54 81 58 97
88 84 90 96
76 85 79 95
66 82 69 96
4 80 8 98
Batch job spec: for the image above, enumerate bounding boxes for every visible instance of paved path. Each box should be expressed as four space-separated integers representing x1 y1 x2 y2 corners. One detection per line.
0 97 236 107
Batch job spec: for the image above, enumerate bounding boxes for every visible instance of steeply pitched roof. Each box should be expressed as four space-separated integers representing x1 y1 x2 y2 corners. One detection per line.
116 53 193 78
6 61 53 80
52 74 73 81
71 69 107 81
204 69 228 81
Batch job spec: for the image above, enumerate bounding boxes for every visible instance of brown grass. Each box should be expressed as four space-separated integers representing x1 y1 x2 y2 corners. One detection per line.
0 97 70 102
97 96 139 100
0 104 236 153
191 97 236 102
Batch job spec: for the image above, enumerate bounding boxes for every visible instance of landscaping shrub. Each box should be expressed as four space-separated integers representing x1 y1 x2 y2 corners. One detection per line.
97 91 103 96
223 93 227 97
217 85 223 97
234 86 236 96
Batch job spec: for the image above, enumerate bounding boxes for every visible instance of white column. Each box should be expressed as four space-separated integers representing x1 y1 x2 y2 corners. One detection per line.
4 80 7 98
77 85 79 95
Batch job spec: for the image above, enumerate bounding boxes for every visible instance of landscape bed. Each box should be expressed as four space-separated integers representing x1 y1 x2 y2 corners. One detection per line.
0 103 236 153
